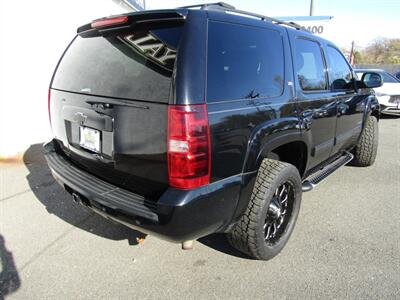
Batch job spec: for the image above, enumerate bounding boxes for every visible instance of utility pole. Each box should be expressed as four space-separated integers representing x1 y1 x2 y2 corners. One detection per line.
349 41 355 65
310 0 314 16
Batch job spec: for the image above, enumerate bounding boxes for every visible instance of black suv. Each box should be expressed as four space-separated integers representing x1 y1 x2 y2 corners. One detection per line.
45 3 382 260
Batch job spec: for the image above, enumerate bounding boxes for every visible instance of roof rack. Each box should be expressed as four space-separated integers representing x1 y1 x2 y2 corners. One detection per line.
179 2 235 10
180 2 306 31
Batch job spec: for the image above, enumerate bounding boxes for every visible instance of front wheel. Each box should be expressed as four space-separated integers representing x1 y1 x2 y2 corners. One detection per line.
351 115 379 167
227 159 302 260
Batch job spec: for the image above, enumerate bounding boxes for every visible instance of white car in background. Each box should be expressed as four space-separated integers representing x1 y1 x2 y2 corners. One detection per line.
355 69 400 116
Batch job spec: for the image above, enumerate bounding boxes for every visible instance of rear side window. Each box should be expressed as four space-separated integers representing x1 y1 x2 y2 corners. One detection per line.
52 26 183 102
207 21 284 103
294 38 327 91
326 46 354 90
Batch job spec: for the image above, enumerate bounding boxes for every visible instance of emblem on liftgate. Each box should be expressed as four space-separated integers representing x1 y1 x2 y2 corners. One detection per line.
74 112 87 125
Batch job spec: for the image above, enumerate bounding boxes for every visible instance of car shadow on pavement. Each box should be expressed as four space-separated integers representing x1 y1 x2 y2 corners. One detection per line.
198 234 253 259
380 114 400 119
24 143 251 259
23 144 145 246
0 235 21 300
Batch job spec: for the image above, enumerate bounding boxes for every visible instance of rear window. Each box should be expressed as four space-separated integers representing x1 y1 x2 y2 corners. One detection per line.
52 26 183 102
207 21 285 103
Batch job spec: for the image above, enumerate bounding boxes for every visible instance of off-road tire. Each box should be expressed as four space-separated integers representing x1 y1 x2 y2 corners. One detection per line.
351 115 378 167
227 159 302 260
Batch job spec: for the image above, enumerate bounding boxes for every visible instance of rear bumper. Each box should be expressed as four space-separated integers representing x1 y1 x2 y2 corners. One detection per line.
44 140 242 242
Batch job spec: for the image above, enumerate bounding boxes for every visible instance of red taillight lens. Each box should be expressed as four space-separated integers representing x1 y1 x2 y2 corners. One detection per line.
91 16 128 29
168 104 211 189
48 88 52 125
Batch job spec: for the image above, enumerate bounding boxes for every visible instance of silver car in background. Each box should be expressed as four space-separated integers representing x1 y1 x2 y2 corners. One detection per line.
355 69 400 116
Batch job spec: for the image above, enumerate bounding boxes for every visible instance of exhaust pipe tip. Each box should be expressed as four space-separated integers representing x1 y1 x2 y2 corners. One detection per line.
72 192 80 204
182 240 194 250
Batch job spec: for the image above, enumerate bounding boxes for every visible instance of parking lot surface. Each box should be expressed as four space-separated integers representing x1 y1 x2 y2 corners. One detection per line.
1 117 399 299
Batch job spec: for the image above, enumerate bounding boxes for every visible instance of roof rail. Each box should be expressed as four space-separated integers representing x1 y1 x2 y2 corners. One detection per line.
180 2 306 31
179 2 235 10
223 7 305 31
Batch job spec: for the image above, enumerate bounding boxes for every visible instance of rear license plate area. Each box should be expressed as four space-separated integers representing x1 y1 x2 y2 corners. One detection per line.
79 126 101 153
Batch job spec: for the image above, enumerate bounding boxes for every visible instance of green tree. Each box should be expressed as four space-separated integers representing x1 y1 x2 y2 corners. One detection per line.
357 38 400 64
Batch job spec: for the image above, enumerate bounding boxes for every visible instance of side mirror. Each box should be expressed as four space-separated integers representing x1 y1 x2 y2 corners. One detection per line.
361 72 383 88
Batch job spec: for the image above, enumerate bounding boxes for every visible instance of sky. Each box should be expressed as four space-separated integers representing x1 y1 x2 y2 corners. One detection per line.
145 0 400 49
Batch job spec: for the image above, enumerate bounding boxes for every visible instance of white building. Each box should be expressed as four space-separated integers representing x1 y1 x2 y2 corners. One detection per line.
0 0 143 159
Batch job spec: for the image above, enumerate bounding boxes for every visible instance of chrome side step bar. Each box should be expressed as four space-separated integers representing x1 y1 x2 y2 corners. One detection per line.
302 151 354 192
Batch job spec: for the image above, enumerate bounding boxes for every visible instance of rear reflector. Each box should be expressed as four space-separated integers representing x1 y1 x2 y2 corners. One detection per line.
167 104 211 189
91 16 128 29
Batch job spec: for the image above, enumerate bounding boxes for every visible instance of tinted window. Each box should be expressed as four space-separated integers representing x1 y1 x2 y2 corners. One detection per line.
207 22 284 102
326 46 354 90
380 72 399 83
52 26 183 102
294 39 327 91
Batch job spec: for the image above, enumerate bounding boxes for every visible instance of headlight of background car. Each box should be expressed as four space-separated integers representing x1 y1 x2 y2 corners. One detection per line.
374 92 391 104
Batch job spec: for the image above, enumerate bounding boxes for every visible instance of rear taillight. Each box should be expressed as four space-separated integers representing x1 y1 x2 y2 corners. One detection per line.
91 16 128 29
167 104 211 189
48 88 52 126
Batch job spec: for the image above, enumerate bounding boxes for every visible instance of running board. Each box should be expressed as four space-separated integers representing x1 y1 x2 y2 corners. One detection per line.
302 152 354 192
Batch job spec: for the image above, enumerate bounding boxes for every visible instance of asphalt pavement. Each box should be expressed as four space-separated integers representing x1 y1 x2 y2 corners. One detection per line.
1 117 399 299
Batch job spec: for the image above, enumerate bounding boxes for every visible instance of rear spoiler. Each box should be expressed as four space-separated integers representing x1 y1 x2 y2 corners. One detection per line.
77 10 187 37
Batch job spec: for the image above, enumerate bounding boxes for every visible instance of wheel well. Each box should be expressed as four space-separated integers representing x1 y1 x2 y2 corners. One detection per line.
371 109 380 121
267 141 308 177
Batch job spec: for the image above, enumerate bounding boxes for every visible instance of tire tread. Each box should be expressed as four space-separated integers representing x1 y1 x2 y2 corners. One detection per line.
352 116 378 167
228 159 297 259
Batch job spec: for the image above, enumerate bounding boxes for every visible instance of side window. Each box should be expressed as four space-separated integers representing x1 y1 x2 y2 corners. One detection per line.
207 21 285 102
294 38 327 91
326 46 354 91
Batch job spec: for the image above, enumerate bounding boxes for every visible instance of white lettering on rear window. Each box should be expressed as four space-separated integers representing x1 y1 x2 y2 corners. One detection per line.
123 33 176 67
